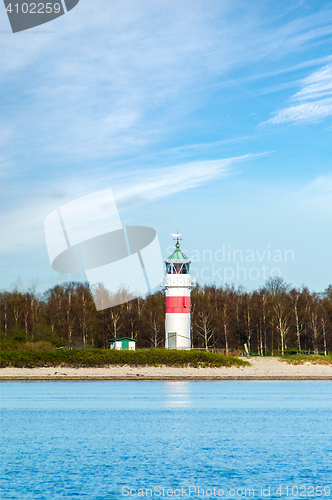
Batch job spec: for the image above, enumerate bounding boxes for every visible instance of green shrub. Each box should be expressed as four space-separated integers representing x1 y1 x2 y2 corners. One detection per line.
0 336 18 351
8 328 26 342
0 348 250 369
21 341 54 352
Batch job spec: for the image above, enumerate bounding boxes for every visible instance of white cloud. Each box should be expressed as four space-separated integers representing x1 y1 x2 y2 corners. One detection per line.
0 152 265 256
299 174 332 201
262 63 332 124
1 1 332 161
114 153 264 208
264 97 332 124
292 64 332 101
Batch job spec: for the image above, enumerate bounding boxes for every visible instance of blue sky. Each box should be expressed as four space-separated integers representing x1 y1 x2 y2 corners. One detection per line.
0 0 331 293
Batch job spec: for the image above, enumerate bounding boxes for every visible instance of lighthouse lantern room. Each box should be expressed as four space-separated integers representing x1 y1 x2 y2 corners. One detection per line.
161 233 195 349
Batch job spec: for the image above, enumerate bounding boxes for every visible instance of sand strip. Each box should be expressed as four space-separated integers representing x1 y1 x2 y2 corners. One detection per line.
1 357 332 381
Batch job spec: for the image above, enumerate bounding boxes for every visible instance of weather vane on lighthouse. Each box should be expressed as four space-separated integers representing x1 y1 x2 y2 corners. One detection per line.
161 232 195 349
170 232 182 248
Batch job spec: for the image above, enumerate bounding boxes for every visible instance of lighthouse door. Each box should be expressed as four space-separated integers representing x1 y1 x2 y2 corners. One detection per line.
167 332 177 348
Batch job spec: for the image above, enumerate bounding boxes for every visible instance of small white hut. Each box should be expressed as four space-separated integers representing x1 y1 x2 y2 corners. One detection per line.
109 337 137 350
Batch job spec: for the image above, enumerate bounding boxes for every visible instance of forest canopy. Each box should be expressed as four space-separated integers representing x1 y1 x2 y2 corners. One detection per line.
1 277 331 356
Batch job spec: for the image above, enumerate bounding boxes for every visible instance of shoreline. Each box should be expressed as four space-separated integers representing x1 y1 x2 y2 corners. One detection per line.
1 357 332 382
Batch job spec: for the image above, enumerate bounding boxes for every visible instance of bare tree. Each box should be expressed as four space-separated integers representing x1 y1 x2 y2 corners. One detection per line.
321 315 328 356
217 287 235 354
266 277 291 356
148 313 163 348
259 289 269 356
289 288 302 354
1 293 8 335
308 302 319 355
195 311 214 351
243 293 253 354
107 307 123 340
65 288 74 343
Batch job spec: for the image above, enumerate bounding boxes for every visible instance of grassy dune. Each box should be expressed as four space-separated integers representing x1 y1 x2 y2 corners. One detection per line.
0 348 251 369
280 354 332 365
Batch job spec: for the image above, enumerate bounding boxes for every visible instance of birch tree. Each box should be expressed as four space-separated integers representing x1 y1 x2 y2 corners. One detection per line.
148 314 163 347
289 288 303 354
195 311 214 351
266 277 291 356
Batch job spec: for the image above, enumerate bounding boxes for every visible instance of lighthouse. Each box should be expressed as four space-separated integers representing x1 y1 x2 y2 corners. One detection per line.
162 233 195 349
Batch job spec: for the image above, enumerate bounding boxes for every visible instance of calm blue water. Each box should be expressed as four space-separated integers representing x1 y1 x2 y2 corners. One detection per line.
1 382 331 500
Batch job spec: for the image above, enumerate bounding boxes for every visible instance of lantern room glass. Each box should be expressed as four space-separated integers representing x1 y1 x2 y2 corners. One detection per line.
166 262 190 274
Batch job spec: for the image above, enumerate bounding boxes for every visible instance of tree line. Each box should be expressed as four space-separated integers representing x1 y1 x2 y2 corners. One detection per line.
1 277 331 355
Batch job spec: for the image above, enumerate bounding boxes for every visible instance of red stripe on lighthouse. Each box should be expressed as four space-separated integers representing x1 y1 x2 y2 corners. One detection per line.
165 296 191 313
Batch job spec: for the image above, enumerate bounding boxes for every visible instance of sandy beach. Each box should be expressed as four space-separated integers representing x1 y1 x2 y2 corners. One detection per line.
1 357 332 381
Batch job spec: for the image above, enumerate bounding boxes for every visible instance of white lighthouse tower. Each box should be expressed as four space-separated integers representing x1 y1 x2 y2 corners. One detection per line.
162 233 195 349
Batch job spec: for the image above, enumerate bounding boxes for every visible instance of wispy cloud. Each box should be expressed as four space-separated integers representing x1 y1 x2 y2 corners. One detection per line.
261 63 332 124
0 152 265 256
1 1 332 164
299 174 332 202
264 98 332 124
114 153 266 209
292 64 332 101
